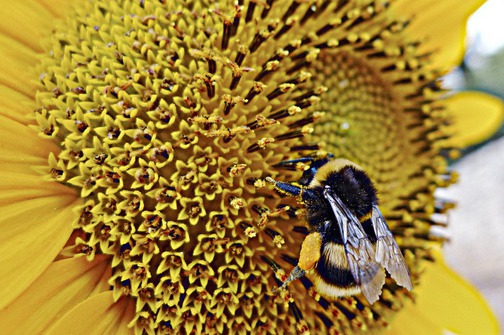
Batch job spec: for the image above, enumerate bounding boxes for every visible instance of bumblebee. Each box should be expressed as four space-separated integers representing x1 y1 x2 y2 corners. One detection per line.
266 157 413 304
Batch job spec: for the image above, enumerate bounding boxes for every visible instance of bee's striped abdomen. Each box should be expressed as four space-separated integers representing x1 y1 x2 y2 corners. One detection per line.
309 242 361 299
317 242 355 286
310 241 384 300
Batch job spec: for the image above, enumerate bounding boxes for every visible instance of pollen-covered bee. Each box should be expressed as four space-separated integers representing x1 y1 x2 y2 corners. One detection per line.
266 157 413 304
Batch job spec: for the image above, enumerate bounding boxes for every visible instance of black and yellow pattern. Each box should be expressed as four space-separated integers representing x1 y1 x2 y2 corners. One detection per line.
266 158 412 305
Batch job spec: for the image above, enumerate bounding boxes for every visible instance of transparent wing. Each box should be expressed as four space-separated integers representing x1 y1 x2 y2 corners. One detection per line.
371 205 413 291
323 187 385 304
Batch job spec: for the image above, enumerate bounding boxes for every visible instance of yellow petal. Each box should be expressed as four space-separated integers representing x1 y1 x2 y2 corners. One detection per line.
388 255 499 335
0 114 57 151
0 171 76 205
36 0 76 20
0 2 75 97
0 114 61 175
392 0 485 71
0 256 111 334
445 91 504 148
0 195 79 310
0 88 79 310
0 86 35 123
0 2 63 53
45 292 135 335
0 37 39 98
0 4 49 97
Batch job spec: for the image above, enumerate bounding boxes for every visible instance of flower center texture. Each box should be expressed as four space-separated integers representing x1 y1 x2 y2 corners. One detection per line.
34 0 455 333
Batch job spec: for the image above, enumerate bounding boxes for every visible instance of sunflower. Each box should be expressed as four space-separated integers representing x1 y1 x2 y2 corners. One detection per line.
0 0 501 334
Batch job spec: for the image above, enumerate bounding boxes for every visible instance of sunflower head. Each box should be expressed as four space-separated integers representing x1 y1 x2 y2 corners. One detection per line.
32 0 456 333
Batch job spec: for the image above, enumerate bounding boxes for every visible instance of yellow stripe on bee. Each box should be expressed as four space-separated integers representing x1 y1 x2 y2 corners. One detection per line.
298 232 323 271
308 158 363 188
309 273 361 300
322 242 349 269
307 242 362 300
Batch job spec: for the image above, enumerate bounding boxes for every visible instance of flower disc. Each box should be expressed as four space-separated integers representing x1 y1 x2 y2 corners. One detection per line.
33 0 454 333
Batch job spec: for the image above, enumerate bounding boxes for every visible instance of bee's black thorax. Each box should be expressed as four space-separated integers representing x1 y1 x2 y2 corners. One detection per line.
323 166 377 218
301 189 330 231
301 165 378 235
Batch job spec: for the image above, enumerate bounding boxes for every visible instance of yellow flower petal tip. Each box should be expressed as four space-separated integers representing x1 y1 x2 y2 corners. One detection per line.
446 91 504 148
388 253 500 335
392 0 486 71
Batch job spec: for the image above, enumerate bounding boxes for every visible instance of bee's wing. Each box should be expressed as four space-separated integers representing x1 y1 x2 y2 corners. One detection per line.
371 205 413 290
323 187 385 304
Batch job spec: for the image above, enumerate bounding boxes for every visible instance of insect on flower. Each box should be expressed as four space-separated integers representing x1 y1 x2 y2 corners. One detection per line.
266 156 413 304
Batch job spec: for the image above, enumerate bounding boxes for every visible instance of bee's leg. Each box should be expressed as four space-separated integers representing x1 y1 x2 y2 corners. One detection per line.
261 255 305 292
274 232 322 292
274 266 306 293
261 258 306 323
265 177 303 197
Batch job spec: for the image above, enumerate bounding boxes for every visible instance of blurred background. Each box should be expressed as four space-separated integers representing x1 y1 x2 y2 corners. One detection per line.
441 0 504 330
